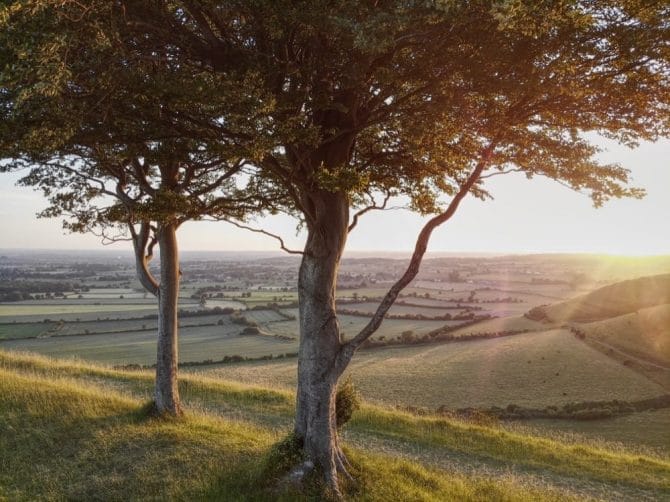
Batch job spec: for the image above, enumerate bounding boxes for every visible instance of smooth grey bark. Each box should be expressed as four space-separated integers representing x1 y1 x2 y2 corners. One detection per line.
292 146 495 495
154 221 182 416
294 189 350 493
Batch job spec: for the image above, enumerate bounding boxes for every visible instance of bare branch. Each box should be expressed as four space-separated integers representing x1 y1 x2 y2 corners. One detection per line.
348 191 392 233
223 218 307 256
478 168 524 179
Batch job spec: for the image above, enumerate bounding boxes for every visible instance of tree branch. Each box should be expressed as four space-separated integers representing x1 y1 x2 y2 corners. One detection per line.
223 218 307 256
478 168 524 179
337 143 496 369
129 221 160 296
348 191 392 233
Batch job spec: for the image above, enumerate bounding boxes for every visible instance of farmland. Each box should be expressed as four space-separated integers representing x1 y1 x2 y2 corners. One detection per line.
196 328 666 408
1 250 669 455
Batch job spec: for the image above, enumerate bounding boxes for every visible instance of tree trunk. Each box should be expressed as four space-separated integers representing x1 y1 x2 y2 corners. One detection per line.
154 222 182 416
294 189 349 494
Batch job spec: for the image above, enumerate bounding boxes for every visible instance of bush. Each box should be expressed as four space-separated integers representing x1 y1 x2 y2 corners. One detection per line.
336 377 361 429
400 330 415 343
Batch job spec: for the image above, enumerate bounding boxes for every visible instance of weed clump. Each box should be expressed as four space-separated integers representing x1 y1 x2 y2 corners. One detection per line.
336 377 361 429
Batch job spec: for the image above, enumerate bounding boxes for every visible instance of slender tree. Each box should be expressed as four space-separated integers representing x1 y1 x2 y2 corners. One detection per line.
114 1 670 493
0 0 270 415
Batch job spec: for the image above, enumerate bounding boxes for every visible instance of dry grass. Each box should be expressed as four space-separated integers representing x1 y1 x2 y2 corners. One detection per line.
575 304 670 366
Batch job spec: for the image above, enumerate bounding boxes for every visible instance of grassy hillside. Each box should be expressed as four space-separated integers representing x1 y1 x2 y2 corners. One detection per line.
198 329 666 410
574 304 670 366
534 274 670 323
1 350 669 501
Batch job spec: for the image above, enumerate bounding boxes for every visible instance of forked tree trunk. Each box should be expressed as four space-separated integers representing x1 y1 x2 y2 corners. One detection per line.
294 189 350 494
154 222 182 416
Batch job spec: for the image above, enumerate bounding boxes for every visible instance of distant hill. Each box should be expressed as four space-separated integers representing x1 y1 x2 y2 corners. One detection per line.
528 274 670 323
575 304 670 367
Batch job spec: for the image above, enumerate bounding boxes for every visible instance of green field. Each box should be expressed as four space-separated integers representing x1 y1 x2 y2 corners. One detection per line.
517 409 670 452
0 322 297 365
0 303 163 318
574 304 670 366
193 328 669 451
197 329 665 409
0 306 463 363
1 350 668 501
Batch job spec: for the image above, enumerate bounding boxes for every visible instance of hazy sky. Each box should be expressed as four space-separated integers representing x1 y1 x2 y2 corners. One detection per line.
0 137 668 255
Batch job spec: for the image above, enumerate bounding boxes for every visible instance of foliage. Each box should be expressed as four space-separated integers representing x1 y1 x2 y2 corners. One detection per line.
335 376 361 429
0 0 278 286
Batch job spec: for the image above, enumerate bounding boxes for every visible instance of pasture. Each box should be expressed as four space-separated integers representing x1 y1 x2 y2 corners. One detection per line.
196 329 665 409
193 328 670 451
574 304 670 366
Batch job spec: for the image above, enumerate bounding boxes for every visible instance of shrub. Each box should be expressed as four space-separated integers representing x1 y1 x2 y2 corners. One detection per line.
336 377 361 429
400 330 415 343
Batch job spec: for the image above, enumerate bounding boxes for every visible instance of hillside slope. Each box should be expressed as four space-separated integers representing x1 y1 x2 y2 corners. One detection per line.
531 274 670 323
1 350 669 501
576 304 670 366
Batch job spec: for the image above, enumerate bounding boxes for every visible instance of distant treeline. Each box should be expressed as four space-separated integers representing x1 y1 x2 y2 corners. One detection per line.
438 395 670 421
0 281 90 301
337 308 483 321
361 323 526 350
115 351 300 370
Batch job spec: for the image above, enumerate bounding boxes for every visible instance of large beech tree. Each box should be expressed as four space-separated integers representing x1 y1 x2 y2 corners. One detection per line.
3 0 669 496
112 1 670 494
0 1 270 415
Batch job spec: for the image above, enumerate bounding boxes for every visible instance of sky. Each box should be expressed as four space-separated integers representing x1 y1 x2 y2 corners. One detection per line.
0 137 668 256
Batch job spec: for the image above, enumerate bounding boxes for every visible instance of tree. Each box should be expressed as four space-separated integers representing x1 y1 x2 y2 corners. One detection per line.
123 1 669 494
5 0 670 496
0 1 270 415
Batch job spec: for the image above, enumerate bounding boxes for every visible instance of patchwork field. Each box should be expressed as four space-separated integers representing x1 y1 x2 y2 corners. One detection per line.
0 323 297 365
2 252 669 457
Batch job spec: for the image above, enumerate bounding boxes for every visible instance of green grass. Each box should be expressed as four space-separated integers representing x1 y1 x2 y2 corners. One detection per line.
0 303 162 318
0 352 670 500
0 322 54 340
0 323 298 365
1 350 605 501
199 329 665 410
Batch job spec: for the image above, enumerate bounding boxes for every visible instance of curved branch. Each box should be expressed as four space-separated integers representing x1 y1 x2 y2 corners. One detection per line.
337 143 496 370
348 191 392 233
224 218 307 256
130 221 160 296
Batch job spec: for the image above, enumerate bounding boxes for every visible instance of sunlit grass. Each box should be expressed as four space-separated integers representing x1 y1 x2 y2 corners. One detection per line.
1 354 583 501
2 348 669 500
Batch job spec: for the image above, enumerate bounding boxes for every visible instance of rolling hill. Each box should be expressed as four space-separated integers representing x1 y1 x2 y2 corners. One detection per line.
529 274 670 323
575 304 670 367
1 349 669 501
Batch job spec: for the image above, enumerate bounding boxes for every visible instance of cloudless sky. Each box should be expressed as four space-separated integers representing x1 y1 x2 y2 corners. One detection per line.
0 138 668 256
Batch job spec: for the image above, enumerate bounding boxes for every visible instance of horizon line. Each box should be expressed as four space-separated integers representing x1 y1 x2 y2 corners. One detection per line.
0 248 668 259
